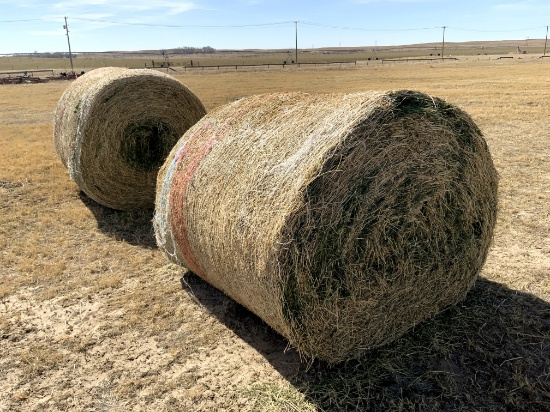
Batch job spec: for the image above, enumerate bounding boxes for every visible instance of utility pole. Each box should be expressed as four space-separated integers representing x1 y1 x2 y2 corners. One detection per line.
544 26 548 56
295 21 298 64
441 26 446 60
63 16 75 74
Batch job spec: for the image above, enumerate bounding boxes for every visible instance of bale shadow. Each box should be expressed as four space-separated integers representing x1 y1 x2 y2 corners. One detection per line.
79 191 157 248
182 274 550 412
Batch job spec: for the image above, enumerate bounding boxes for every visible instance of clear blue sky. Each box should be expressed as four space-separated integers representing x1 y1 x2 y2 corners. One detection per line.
0 0 549 53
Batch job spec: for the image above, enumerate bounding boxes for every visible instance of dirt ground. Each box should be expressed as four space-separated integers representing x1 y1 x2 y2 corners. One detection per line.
1 57 549 411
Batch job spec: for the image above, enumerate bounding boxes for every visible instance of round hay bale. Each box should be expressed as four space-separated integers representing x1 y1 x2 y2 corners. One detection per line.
54 67 206 210
154 90 498 363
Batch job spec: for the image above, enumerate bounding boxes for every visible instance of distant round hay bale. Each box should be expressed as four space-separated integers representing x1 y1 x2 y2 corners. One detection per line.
54 67 206 210
154 90 498 363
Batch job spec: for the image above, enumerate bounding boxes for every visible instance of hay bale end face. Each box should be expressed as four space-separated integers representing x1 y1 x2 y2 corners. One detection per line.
54 67 206 210
154 90 498 363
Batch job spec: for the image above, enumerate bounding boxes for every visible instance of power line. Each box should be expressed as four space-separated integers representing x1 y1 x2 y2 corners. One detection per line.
69 17 295 29
0 17 63 23
442 26 446 60
300 21 441 32
63 17 74 73
545 26 549 56
449 26 547 33
1 16 546 35
3 16 550 57
295 21 298 63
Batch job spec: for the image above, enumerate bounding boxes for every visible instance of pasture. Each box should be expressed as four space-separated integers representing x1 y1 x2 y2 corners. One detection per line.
1 57 549 411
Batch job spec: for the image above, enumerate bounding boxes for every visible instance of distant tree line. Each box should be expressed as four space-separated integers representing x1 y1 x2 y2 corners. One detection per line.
14 48 217 58
173 46 215 55
27 52 77 58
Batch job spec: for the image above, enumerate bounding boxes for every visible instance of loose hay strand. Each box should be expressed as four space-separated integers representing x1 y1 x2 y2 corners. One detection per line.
154 90 498 363
54 67 206 210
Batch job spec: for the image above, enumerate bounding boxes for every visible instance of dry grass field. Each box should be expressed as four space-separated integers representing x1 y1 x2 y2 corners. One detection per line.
1 57 549 411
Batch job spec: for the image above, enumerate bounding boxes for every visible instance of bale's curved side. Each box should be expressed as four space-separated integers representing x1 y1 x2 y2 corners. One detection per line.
154 90 498 363
54 67 206 210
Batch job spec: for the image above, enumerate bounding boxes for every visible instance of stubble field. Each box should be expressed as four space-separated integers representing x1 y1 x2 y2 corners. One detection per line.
1 57 549 411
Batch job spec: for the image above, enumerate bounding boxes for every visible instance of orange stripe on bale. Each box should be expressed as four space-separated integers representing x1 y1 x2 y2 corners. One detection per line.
168 100 258 278
169 121 223 278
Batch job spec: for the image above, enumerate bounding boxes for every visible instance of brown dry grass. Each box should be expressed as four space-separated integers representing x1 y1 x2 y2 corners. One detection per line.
1 58 549 411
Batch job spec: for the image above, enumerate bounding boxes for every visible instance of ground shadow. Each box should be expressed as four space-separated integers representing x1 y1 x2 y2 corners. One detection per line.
79 191 157 248
182 274 550 411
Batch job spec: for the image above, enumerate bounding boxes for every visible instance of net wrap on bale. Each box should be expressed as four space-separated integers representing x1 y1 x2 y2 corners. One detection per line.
154 90 498 363
54 67 206 210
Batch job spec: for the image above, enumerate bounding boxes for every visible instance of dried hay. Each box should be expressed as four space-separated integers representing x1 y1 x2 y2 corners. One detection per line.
154 90 498 363
53 67 206 210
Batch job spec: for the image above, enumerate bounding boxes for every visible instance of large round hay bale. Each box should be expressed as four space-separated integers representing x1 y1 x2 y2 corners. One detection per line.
54 67 206 210
154 90 498 363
